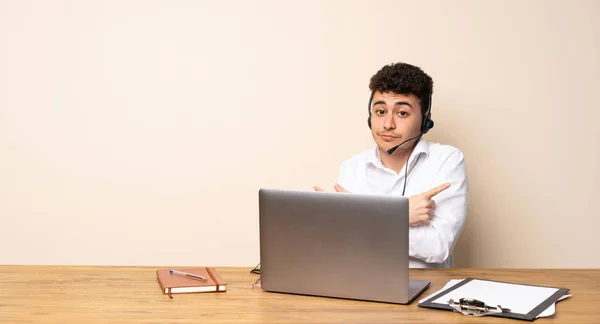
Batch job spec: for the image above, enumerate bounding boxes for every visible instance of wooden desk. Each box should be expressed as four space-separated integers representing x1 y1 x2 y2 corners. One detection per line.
1 266 598 323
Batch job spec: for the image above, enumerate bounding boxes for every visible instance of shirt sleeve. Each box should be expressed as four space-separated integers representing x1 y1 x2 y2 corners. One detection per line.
408 149 469 264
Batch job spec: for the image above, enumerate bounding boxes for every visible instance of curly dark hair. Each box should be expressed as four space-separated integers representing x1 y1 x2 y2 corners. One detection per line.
369 62 433 116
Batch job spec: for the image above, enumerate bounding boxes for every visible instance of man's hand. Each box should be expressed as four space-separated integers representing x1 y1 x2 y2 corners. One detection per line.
313 184 349 193
409 183 450 226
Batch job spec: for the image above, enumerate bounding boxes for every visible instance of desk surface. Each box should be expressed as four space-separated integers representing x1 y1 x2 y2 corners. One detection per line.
1 266 599 323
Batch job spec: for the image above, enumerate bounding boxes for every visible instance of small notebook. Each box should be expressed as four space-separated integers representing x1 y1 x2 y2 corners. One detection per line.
156 267 227 297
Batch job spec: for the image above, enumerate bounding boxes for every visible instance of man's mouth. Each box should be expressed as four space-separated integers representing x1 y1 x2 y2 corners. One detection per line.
379 134 397 141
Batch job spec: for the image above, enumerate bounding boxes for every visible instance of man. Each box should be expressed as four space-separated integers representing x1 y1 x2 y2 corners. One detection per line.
314 62 468 268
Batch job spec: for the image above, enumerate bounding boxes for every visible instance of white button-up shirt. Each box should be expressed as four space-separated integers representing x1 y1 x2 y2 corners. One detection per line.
336 139 468 268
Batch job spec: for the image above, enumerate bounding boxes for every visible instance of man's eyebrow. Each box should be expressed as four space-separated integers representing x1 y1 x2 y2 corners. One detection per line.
394 101 413 109
372 100 413 109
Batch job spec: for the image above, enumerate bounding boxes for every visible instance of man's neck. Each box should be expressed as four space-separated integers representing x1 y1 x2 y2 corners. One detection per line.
378 144 417 174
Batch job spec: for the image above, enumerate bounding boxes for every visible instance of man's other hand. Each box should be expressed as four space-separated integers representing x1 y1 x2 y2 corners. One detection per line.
313 184 349 193
409 183 450 226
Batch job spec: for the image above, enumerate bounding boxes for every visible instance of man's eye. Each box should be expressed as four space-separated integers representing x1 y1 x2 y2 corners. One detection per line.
398 111 408 117
375 110 385 115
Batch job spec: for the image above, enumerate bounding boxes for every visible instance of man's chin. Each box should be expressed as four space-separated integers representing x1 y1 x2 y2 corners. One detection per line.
373 137 404 153
375 142 398 153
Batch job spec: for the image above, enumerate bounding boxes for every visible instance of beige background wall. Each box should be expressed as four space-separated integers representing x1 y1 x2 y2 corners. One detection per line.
1 0 598 268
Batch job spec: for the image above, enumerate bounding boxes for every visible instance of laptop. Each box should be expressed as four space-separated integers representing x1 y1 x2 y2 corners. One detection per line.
258 188 430 304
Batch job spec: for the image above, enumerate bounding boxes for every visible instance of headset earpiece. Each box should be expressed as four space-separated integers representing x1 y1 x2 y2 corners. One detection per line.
421 118 434 134
420 91 434 134
367 91 374 129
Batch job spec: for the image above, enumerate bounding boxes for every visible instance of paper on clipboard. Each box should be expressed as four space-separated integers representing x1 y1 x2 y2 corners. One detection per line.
419 279 571 318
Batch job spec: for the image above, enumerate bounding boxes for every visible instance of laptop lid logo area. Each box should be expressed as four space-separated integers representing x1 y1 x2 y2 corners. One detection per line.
258 188 430 304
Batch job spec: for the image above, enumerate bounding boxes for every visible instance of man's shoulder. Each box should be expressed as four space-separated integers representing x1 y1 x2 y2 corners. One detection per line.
339 147 375 169
423 141 467 178
424 141 465 161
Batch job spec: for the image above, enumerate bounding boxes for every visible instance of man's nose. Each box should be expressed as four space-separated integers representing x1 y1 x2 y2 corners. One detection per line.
383 115 395 130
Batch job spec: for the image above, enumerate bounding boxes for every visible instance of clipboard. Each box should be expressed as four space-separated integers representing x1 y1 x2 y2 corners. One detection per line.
418 277 570 321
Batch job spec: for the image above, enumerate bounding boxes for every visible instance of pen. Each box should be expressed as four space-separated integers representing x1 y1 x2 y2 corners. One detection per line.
169 269 208 281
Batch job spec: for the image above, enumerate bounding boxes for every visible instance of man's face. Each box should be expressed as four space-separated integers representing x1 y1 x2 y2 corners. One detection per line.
370 91 423 154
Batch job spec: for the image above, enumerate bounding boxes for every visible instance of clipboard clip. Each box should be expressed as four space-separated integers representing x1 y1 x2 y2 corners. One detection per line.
448 298 511 317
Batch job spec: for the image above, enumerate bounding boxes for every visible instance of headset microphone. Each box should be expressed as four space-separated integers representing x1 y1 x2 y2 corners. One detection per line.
386 134 423 155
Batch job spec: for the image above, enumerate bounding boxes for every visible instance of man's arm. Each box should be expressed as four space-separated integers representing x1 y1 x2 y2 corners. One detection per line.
409 149 468 264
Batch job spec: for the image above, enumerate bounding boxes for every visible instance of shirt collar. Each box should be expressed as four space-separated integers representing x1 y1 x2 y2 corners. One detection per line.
367 138 430 169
